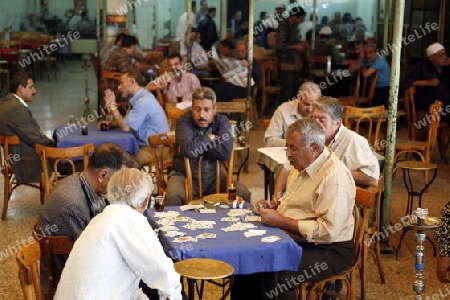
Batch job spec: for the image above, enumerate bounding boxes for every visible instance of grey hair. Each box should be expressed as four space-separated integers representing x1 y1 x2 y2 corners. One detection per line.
287 119 325 148
364 43 377 51
314 96 343 120
192 87 216 104
107 169 153 209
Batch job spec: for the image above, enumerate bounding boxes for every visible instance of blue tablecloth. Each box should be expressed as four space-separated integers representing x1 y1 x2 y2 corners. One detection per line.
145 207 302 275
56 124 140 155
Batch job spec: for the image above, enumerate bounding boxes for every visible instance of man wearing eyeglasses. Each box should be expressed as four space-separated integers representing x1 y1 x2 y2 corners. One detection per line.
264 82 321 147
405 42 450 141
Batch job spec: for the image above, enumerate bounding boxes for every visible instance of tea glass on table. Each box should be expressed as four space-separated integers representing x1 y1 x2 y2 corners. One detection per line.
176 96 183 103
154 196 165 212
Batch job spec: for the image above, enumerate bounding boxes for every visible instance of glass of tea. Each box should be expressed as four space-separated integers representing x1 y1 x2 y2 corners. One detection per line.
176 96 183 103
154 196 165 212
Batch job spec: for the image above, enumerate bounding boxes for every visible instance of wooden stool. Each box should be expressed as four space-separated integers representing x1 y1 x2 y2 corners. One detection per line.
174 258 234 300
395 160 438 259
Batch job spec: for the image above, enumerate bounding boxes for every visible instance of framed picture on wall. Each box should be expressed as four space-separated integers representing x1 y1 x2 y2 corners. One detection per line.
74 0 87 13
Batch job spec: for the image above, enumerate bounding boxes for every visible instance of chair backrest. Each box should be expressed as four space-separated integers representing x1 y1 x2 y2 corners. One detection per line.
0 135 20 179
263 119 271 130
215 101 246 114
404 86 417 140
424 100 442 161
148 131 176 195
31 220 73 299
16 241 45 300
309 55 331 77
353 69 379 102
35 143 94 200
260 60 279 89
143 50 164 66
343 105 385 150
367 174 384 233
165 105 186 131
184 146 235 204
354 186 376 259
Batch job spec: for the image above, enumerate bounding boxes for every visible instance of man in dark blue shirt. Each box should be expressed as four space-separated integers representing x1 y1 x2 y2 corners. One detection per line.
405 42 450 140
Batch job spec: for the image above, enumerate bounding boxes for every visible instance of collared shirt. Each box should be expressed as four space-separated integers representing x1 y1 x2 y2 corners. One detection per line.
405 60 450 111
264 99 303 147
125 88 169 146
359 55 391 88
276 18 302 70
54 204 182 300
284 125 380 180
103 48 136 73
12 93 28 107
163 72 201 103
277 147 356 244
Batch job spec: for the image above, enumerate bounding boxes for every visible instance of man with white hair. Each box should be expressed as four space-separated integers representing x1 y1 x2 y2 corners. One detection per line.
273 97 380 199
55 168 182 300
405 42 450 141
264 82 321 147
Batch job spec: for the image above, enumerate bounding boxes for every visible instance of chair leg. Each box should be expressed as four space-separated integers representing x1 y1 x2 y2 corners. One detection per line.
261 93 266 116
2 177 10 220
373 240 386 283
361 240 367 300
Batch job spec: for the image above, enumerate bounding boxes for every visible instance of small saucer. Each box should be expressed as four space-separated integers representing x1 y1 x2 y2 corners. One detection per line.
408 217 442 230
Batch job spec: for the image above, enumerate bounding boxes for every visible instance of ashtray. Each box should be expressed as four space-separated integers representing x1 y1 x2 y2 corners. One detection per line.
407 216 442 230
203 193 243 204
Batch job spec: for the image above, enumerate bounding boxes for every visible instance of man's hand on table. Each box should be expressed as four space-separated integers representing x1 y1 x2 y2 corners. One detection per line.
260 208 285 227
255 199 280 214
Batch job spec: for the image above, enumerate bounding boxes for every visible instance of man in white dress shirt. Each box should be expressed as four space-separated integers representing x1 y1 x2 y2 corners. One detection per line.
264 82 321 147
55 168 182 300
273 96 379 199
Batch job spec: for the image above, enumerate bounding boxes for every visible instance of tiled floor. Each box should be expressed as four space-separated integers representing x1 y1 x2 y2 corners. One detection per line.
1 59 450 299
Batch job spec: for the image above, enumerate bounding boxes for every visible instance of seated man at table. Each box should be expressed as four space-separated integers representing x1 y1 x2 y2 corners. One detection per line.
257 119 355 298
156 53 201 103
36 142 134 293
55 168 182 300
348 44 391 107
265 82 321 147
0 71 55 184
313 26 343 66
165 87 250 206
405 42 450 141
273 96 379 199
213 40 262 102
103 70 169 167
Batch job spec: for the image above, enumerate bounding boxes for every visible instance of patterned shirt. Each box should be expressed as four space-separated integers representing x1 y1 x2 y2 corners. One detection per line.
435 201 450 256
276 18 302 70
162 72 201 103
103 48 136 73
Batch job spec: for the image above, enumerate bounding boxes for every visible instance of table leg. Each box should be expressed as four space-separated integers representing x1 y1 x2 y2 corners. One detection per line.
187 278 195 300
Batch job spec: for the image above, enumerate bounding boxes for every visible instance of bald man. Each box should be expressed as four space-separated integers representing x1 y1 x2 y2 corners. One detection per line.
264 82 321 147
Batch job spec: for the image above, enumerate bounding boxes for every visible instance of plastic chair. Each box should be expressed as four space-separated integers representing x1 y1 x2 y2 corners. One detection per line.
35 143 94 200
148 131 176 196
0 135 43 220
16 241 45 300
31 220 73 299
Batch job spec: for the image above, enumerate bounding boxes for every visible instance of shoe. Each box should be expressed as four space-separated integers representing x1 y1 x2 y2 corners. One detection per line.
321 280 342 300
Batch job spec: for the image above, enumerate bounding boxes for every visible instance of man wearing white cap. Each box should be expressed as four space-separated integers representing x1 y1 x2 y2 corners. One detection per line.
313 26 343 64
405 42 450 141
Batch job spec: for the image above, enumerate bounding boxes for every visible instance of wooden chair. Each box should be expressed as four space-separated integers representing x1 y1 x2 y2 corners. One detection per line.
35 143 94 200
184 146 235 204
165 104 186 131
0 135 43 220
309 55 331 78
148 131 176 196
263 119 271 130
394 100 442 183
406 86 450 162
143 50 164 66
16 241 45 300
100 70 129 113
31 220 73 300
343 105 385 152
362 175 386 300
297 187 375 300
339 69 379 107
260 59 280 115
